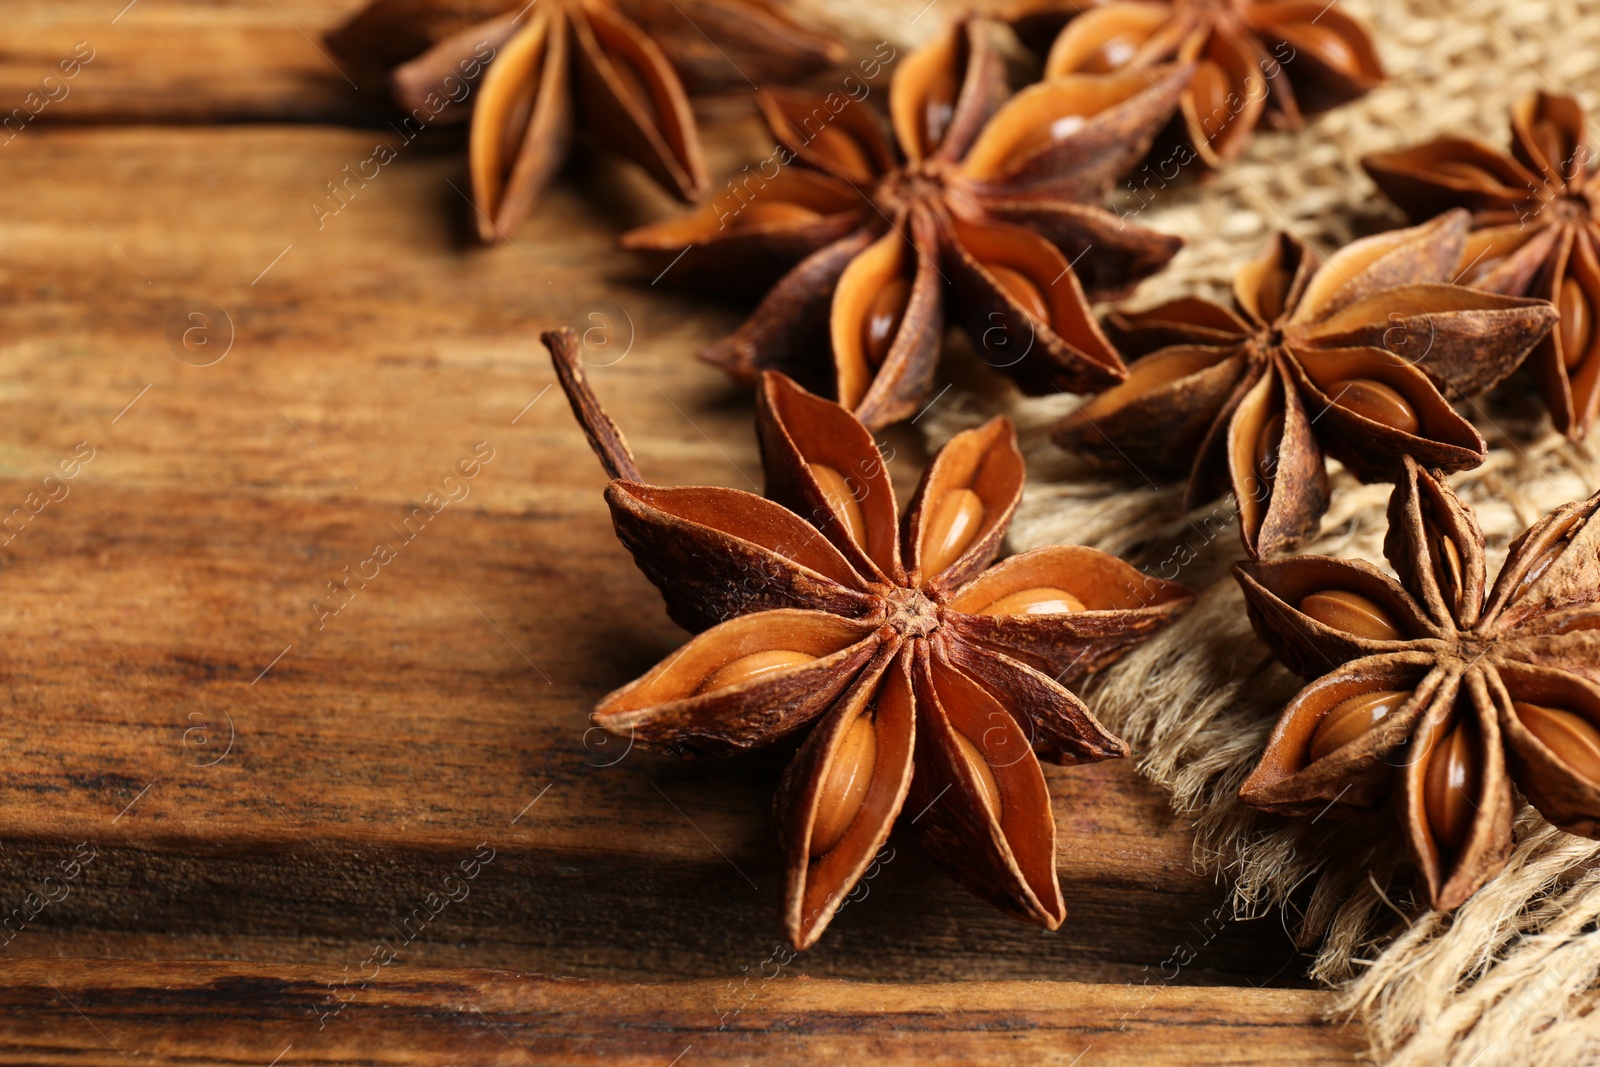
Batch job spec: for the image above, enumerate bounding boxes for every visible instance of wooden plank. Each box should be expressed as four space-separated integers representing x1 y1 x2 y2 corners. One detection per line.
0 959 1362 1065
0 122 1309 985
0 1 377 126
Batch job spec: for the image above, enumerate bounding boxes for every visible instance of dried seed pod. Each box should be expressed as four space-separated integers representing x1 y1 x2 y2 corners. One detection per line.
328 0 840 239
544 328 1194 947
1058 214 1556 557
1237 456 1600 910
1018 0 1383 167
1363 91 1600 439
627 17 1193 430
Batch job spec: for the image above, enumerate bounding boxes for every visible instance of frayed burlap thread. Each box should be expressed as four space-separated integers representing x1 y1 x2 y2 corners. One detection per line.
880 0 1600 1058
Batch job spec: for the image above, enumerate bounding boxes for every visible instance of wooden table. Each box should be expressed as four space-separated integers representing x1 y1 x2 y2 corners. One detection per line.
0 2 1361 1062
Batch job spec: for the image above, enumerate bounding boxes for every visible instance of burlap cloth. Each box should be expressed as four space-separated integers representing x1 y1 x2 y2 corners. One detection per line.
809 0 1600 1062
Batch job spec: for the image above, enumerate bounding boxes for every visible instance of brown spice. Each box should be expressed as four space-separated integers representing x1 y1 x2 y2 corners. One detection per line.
542 326 1194 947
1363 91 1600 439
1009 0 1385 167
326 0 842 240
1052 212 1558 558
622 17 1191 430
1234 457 1600 911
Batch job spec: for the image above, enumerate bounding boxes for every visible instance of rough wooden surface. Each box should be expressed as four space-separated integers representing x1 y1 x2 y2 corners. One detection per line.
0 4 1358 1061
0 959 1361 1065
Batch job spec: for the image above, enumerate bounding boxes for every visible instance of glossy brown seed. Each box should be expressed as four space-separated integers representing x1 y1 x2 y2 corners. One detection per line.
862 278 912 370
810 712 878 856
1307 689 1410 764
922 488 984 576
1424 720 1479 853
810 463 867 546
952 729 1001 822
1189 60 1232 141
1429 524 1465 615
697 649 814 694
986 264 1051 324
1253 410 1285 485
1288 23 1359 74
1084 35 1140 73
921 63 961 156
1559 276 1592 370
1328 378 1421 435
979 586 1087 615
734 201 825 230
1299 590 1405 641
1516 701 1600 783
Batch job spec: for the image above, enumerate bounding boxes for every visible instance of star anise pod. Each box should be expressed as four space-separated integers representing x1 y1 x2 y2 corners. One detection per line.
1053 211 1558 558
541 327 1192 947
621 17 1191 430
326 0 843 240
1363 92 1600 440
1234 457 1600 910
1009 0 1384 167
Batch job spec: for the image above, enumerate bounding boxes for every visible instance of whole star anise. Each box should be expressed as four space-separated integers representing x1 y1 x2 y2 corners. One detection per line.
327 0 842 240
1235 457 1600 910
1009 0 1384 167
622 17 1191 430
541 327 1192 947
1363 92 1600 440
1052 211 1558 558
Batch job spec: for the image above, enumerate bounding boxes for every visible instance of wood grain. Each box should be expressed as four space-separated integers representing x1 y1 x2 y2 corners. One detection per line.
0 958 1362 1065
0 122 1318 990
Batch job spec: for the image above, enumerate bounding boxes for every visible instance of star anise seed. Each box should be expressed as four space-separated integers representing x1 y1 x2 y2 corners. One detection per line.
622 16 1191 430
327 0 843 240
1363 91 1600 439
1053 211 1558 558
1009 0 1384 167
1235 456 1600 910
542 326 1193 947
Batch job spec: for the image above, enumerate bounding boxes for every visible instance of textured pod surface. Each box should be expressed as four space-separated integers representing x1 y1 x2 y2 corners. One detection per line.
1363 91 1600 439
1236 457 1600 910
327 0 839 238
1056 215 1556 557
544 329 1193 947
623 14 1191 431
1014 0 1383 167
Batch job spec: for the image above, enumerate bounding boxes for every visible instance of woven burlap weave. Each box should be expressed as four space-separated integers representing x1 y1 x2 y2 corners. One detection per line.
814 0 1600 1062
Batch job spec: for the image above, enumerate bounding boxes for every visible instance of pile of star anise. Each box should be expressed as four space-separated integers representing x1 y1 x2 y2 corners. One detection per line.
339 0 1600 943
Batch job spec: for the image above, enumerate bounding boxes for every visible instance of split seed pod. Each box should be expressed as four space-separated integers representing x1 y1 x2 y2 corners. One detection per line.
622 16 1192 430
1010 0 1384 167
542 327 1193 947
1053 211 1558 557
1364 91 1600 439
1235 457 1600 910
326 0 843 239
